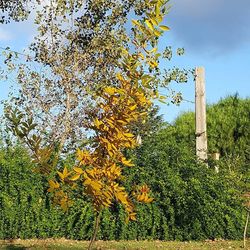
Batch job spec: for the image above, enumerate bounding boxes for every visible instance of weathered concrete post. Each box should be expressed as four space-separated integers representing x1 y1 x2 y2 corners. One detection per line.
195 67 208 161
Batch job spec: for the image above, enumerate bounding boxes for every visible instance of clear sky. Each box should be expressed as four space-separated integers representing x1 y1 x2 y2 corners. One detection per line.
0 0 249 122
160 0 250 122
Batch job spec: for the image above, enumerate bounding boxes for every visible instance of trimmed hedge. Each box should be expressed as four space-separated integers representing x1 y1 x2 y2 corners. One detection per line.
0 96 249 240
0 142 245 240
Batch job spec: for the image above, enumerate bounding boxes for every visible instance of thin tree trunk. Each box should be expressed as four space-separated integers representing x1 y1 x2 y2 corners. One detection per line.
88 212 101 250
244 210 249 248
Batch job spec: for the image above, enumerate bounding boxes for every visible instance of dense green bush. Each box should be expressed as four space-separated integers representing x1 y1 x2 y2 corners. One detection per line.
126 127 245 240
0 145 64 239
173 94 250 173
0 96 249 240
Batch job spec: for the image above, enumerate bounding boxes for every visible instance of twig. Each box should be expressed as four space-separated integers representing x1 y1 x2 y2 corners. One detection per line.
244 210 249 248
88 212 101 250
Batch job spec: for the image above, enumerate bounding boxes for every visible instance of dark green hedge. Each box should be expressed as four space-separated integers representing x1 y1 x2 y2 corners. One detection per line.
0 141 245 241
0 146 63 239
127 128 245 241
0 95 249 240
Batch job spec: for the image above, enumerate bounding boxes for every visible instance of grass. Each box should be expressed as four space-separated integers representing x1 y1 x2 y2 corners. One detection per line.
0 239 249 250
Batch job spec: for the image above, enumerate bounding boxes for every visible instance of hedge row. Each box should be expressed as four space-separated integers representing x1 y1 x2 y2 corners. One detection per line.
0 96 249 240
0 141 246 240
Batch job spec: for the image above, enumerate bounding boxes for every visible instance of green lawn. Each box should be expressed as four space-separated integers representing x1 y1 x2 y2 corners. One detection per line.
0 239 249 250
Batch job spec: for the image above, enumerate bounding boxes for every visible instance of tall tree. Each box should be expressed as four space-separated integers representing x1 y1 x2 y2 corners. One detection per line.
2 1 191 248
3 0 189 155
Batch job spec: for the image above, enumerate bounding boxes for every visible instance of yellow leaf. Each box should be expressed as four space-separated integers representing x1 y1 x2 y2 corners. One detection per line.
106 119 115 128
159 25 170 31
100 137 109 144
57 167 71 181
106 142 114 157
86 169 95 178
151 18 158 26
115 191 128 204
91 180 102 192
140 185 150 193
126 205 134 213
60 197 70 212
124 133 134 138
132 19 140 26
116 72 124 81
73 167 84 174
102 200 112 207
76 149 91 164
48 180 60 192
49 180 59 188
129 104 137 111
145 197 154 203
156 15 163 23
104 86 116 95
149 60 158 68
109 163 115 172
69 174 81 181
154 29 161 37
148 47 157 53
117 120 127 125
83 178 91 186
138 53 144 59
93 118 103 129
137 193 146 202
129 212 137 221
111 143 118 151
145 20 154 31
57 171 65 180
110 164 121 177
121 157 135 167
63 167 68 177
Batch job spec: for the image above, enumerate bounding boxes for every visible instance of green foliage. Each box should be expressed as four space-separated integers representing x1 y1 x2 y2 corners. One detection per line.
173 95 250 170
0 96 249 240
207 95 250 167
0 145 64 239
127 127 244 240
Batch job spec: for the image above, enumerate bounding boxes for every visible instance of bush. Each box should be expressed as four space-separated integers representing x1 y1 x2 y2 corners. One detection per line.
0 145 64 239
126 127 245 240
0 95 249 240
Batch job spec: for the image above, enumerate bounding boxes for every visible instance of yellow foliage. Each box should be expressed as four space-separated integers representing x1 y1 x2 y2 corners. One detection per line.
57 167 71 181
47 0 169 221
73 166 84 174
76 149 91 165
121 157 135 167
93 118 103 129
69 174 81 181
135 185 154 203
48 180 60 192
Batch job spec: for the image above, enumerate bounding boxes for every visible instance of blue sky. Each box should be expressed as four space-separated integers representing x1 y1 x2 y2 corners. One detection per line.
0 0 249 122
160 0 250 122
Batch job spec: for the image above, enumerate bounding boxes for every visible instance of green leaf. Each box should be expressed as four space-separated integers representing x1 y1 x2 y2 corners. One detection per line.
158 99 167 104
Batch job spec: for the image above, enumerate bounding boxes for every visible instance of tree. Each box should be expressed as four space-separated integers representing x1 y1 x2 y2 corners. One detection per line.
171 95 250 173
2 0 189 155
2 0 190 248
4 0 145 153
0 0 32 23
